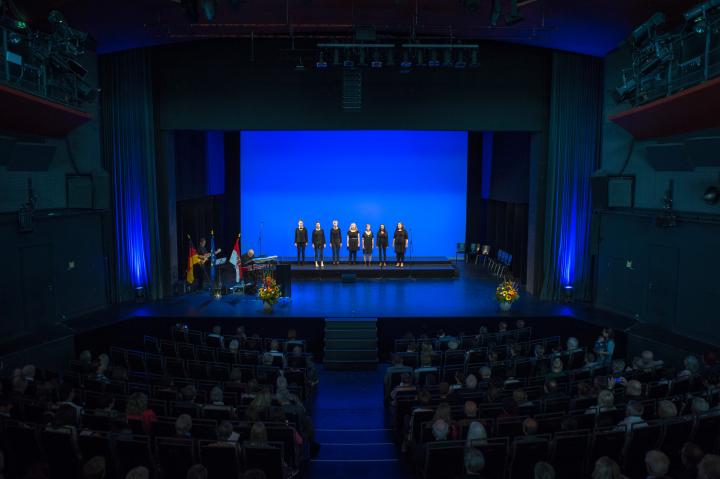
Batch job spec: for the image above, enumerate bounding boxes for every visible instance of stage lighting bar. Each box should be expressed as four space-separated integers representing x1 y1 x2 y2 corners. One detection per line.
316 43 478 70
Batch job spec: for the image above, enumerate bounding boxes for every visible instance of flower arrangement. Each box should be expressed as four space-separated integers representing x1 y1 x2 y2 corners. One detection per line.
496 281 519 303
258 276 282 305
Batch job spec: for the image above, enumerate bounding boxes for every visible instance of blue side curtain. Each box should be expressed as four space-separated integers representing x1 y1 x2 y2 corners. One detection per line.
541 52 602 301
100 49 162 301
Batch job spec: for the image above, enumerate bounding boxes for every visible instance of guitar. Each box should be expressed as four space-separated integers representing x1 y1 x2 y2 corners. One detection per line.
198 249 222 264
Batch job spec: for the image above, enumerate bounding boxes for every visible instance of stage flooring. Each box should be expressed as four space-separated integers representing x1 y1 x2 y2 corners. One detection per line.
283 256 457 279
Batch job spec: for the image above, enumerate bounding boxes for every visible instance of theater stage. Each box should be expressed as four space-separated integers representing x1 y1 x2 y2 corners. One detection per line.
280 256 458 279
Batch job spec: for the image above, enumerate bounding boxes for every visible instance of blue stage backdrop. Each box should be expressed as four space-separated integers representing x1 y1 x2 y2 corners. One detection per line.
240 130 468 258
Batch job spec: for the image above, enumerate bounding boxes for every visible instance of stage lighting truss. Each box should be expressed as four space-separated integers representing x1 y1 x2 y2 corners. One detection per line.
315 43 479 71
614 0 720 107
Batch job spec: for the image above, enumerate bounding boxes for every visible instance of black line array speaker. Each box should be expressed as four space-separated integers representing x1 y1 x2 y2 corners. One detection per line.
92 170 110 210
6 142 56 171
645 143 694 171
276 264 292 297
591 175 609 210
684 137 720 167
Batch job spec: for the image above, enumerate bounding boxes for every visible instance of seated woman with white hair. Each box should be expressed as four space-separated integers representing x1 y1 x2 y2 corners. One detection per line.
465 421 488 449
463 448 487 478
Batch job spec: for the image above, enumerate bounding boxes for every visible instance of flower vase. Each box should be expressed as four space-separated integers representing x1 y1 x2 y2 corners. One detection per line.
263 301 274 313
499 301 512 312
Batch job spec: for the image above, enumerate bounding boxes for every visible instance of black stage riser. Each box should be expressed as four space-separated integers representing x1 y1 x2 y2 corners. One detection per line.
290 266 457 279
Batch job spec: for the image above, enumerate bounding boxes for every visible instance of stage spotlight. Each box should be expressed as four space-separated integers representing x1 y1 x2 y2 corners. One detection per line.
455 52 467 69
631 12 666 43
429 49 440 67
704 186 719 205
684 0 720 21
561 285 574 303
294 56 306 71
470 49 479 68
385 48 395 67
134 286 147 303
416 49 425 67
370 50 382 68
316 51 327 69
441 49 452 67
200 0 217 21
400 50 412 68
332 49 340 66
694 18 707 34
358 49 367 66
9 32 21 45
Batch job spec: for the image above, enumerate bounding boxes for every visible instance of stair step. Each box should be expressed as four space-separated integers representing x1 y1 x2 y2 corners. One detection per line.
325 329 376 340
324 359 378 371
324 349 378 361
325 339 378 350
325 318 377 329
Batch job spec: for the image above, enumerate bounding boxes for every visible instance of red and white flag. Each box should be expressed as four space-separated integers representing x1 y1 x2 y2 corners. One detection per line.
229 235 242 282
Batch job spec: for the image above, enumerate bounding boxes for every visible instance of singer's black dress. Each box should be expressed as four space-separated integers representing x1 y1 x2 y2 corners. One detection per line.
393 228 408 262
362 231 374 254
347 229 360 263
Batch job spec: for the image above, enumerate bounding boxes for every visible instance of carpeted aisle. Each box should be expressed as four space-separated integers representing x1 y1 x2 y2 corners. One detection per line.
305 366 413 479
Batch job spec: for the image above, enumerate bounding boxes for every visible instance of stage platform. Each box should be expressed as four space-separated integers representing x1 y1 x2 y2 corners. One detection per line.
281 256 457 279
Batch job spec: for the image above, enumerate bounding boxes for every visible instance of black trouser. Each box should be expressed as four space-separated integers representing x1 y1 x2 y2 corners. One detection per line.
348 250 358 263
314 246 324 262
378 247 387 262
296 244 306 263
396 251 405 263
331 244 341 263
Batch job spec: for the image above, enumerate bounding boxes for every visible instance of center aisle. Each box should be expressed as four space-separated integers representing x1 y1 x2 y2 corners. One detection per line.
306 365 413 479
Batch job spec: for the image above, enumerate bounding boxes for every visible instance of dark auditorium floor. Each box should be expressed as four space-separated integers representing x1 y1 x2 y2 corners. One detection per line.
306 364 413 479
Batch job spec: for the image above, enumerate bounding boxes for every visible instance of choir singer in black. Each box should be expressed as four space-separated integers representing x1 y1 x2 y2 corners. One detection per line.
362 224 374 267
393 222 409 268
330 220 342 265
377 224 388 267
347 223 360 265
294 220 308 265
312 222 326 269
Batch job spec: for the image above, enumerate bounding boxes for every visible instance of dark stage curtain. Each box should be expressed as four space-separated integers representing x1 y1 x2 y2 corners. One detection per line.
100 49 162 301
485 200 529 282
176 196 224 281
541 52 602 301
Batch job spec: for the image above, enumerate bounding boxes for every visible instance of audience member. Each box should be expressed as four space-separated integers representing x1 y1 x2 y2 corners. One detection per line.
591 456 624 479
125 466 149 479
82 456 106 479
212 420 240 446
692 397 710 416
125 392 157 435
657 400 677 419
645 450 671 479
616 400 646 431
465 421 488 447
625 379 643 399
678 355 701 380
463 448 486 478
566 337 580 351
522 418 539 438
175 414 192 438
698 454 720 479
185 464 208 479
385 355 413 390
390 373 416 402
534 461 555 479
245 421 270 448
677 442 703 479
587 390 615 415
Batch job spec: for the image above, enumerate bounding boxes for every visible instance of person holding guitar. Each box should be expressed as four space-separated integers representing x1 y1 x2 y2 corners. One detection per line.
196 237 221 288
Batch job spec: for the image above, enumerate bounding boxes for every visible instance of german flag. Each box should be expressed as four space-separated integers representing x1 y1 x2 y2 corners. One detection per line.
186 236 201 284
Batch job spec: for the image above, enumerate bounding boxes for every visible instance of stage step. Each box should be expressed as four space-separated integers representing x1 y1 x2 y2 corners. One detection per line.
324 318 378 370
325 338 378 350
325 329 376 340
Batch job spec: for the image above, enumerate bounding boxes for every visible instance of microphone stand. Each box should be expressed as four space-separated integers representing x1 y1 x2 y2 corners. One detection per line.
408 227 414 281
258 221 264 257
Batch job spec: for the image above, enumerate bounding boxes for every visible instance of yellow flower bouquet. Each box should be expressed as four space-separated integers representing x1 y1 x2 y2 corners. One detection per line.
258 276 282 305
496 280 519 303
